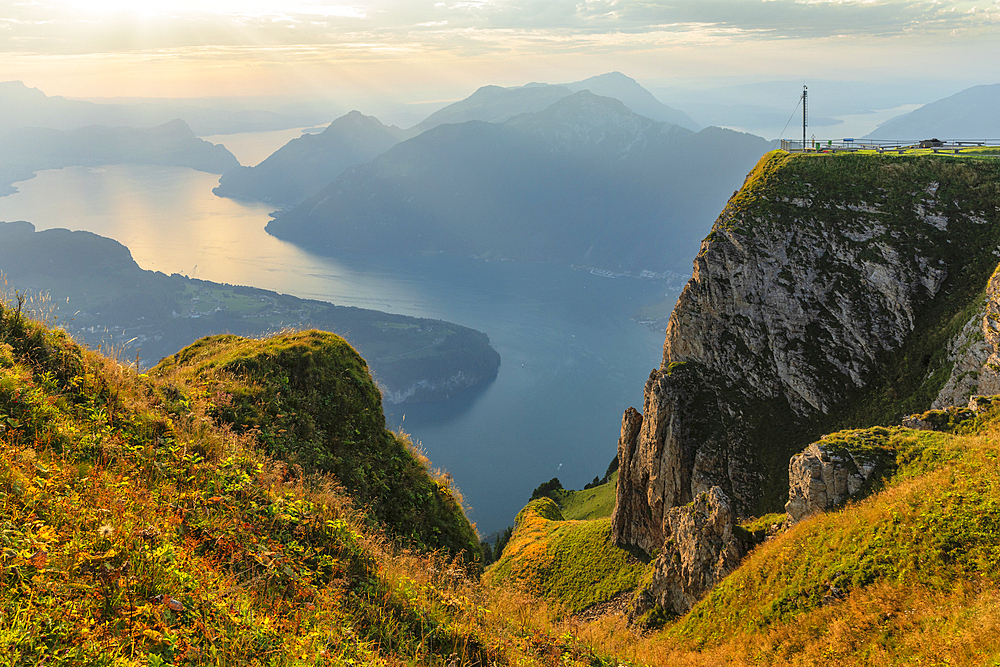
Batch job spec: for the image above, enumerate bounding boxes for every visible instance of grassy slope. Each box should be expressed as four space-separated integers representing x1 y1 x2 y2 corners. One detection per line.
550 471 618 521
640 418 1000 665
487 496 651 614
0 304 619 666
152 331 481 559
511 418 1000 666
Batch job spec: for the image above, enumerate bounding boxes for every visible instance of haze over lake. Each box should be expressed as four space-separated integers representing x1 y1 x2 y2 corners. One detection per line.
0 151 673 533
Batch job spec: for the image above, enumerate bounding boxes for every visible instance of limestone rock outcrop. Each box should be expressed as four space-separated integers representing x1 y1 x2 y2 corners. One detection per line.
629 486 749 619
613 151 1000 553
933 267 1000 408
785 440 894 525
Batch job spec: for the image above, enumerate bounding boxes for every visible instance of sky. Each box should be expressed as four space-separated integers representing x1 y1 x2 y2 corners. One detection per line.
1 0 998 103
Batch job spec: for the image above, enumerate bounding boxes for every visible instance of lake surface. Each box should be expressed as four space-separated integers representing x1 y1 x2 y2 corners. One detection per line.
201 127 324 167
0 162 675 534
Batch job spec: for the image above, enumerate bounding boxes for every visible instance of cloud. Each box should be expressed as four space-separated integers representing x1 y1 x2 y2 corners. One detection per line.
3 0 998 58
1 0 998 97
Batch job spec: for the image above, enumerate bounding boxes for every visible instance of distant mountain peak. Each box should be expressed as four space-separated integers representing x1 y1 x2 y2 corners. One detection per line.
213 108 403 207
412 72 700 134
326 109 397 133
574 71 635 85
0 80 49 101
565 72 701 131
154 118 197 136
524 89 641 123
412 84 574 131
504 90 676 156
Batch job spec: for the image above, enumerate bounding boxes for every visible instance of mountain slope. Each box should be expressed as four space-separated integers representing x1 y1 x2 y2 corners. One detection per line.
411 84 575 133
0 119 238 195
213 110 405 207
153 330 481 555
486 497 651 614
0 220 500 403
865 83 1000 140
565 72 700 131
413 72 698 134
611 150 1000 553
667 419 1000 661
267 91 771 273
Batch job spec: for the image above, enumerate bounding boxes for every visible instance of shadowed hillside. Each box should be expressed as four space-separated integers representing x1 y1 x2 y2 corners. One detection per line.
268 91 771 274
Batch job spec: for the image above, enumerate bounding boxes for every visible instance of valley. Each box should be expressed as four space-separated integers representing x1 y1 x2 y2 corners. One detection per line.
0 158 670 534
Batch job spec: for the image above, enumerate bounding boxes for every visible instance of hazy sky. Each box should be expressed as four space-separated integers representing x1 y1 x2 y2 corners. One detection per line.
1 0 998 102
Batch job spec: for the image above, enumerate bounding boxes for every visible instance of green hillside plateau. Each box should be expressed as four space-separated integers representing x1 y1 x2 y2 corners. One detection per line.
549 471 618 522
152 331 480 556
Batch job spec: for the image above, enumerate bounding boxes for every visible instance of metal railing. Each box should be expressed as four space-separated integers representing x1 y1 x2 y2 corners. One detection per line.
780 139 1000 154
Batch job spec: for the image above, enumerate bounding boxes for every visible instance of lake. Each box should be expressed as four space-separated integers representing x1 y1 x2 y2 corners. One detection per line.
0 157 676 535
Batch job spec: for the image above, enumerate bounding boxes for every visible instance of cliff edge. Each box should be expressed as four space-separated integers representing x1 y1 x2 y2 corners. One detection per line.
613 150 1000 553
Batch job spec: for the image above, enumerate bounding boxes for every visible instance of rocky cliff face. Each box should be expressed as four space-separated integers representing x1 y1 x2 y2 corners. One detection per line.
785 436 896 525
932 266 1000 407
613 151 1000 552
629 486 750 620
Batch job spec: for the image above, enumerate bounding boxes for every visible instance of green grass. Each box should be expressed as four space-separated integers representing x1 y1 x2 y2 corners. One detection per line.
152 331 481 560
550 471 618 521
487 497 651 614
0 300 620 666
668 424 997 647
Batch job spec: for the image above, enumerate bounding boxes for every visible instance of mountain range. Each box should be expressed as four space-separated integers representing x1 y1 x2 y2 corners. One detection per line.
212 72 703 210
413 72 700 134
266 91 772 273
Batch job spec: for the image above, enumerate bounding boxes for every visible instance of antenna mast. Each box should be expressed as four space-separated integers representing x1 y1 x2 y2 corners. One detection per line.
802 85 808 150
